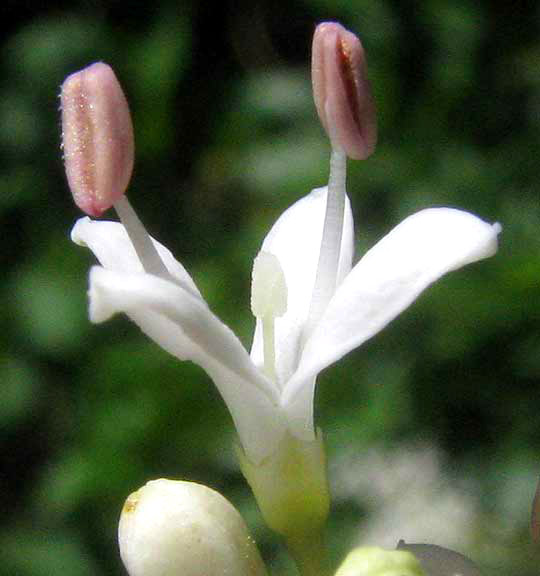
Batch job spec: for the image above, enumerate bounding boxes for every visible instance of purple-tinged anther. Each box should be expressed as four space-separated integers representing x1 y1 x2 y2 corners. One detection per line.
61 62 134 217
311 22 377 160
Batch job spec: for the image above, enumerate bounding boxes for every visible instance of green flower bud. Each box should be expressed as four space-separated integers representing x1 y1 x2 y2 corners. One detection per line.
335 547 425 576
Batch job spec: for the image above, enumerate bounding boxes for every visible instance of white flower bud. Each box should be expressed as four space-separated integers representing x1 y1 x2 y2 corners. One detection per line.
118 479 268 576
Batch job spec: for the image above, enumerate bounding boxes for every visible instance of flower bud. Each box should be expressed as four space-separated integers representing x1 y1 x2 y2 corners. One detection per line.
335 547 425 576
61 62 134 217
118 479 268 576
397 541 482 576
311 22 377 159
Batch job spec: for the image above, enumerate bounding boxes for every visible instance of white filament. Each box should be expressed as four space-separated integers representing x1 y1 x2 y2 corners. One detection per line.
114 196 170 280
304 147 347 338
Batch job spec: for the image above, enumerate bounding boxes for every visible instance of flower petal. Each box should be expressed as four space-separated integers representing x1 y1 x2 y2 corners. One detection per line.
71 217 202 299
89 266 284 464
280 374 318 442
284 208 501 410
250 186 354 385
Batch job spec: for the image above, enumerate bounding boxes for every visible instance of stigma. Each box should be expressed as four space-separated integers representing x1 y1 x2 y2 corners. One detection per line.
251 251 288 383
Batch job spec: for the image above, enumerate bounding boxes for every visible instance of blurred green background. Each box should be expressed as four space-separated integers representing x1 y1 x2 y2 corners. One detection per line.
1 1 539 574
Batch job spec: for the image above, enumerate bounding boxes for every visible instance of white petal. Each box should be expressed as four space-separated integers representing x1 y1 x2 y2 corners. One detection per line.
283 208 501 407
281 375 318 442
89 266 284 464
250 186 354 385
71 217 202 299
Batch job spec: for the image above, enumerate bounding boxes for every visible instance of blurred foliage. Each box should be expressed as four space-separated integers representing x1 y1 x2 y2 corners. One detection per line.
1 1 540 575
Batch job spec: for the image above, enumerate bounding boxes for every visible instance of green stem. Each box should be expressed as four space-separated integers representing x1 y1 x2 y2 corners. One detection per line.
286 527 330 576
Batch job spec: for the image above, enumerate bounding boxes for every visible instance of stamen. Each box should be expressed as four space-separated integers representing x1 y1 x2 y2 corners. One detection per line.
114 196 170 280
61 63 172 283
304 21 378 340
251 251 288 382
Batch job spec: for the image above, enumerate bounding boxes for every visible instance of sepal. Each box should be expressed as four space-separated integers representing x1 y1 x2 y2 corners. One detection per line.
236 431 330 574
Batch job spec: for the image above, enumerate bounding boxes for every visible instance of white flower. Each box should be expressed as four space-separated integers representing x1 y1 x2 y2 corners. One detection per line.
71 183 500 466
